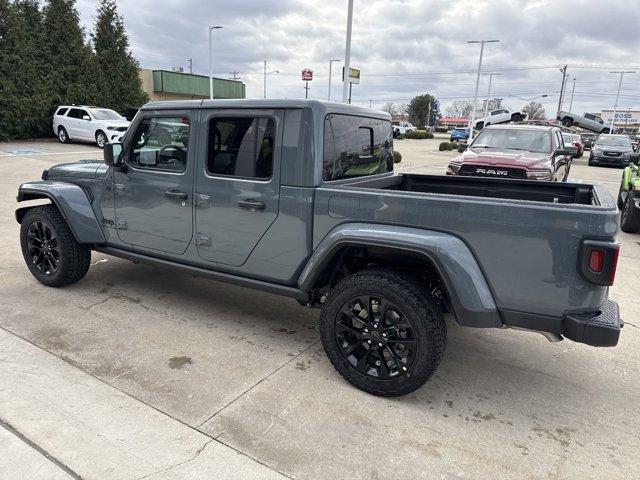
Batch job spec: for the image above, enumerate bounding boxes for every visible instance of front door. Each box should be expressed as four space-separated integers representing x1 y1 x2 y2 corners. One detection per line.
194 109 282 266
113 112 194 255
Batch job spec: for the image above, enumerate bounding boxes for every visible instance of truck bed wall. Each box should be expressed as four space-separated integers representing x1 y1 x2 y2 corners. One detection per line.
313 174 619 319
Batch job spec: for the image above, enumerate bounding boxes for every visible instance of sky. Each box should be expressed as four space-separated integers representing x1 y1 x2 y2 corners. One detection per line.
75 0 640 118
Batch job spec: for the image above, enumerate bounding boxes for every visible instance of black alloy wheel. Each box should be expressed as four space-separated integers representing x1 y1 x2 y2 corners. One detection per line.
334 295 417 380
26 220 60 276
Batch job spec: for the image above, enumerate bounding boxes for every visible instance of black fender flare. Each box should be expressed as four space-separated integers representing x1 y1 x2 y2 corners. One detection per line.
16 181 105 244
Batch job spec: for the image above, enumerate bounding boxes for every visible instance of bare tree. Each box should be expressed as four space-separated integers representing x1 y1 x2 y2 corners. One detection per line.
522 101 546 120
381 102 396 115
444 100 474 118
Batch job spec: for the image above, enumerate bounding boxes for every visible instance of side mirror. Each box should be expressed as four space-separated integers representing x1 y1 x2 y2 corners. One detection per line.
555 146 577 157
104 143 124 170
82 115 91 121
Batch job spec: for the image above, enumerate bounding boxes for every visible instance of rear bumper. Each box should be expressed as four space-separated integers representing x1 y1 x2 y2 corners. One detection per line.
563 299 622 347
501 299 623 347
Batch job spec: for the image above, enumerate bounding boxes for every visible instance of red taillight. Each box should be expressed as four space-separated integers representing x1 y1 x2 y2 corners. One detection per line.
609 248 619 284
589 250 604 273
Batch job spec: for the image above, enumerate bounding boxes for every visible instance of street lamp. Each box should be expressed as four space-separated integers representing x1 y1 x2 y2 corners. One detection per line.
342 0 354 103
263 60 279 99
609 70 635 133
328 58 341 101
466 39 499 141
481 72 502 120
208 26 223 100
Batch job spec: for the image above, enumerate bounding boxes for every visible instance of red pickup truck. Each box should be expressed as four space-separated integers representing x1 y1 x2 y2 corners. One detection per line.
446 124 576 182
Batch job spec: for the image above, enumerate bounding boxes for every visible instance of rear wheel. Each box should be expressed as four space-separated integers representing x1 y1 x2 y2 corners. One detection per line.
476 122 484 130
319 268 446 397
20 205 91 287
562 118 573 128
511 114 523 122
57 126 69 144
617 179 626 210
621 195 640 233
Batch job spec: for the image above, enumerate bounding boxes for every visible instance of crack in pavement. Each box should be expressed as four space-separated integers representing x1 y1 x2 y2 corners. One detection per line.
135 438 214 480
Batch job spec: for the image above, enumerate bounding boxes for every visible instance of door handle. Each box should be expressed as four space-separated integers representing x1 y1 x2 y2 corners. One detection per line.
165 189 188 200
237 198 265 211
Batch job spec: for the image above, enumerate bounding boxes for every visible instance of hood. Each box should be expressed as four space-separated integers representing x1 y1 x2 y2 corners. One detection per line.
45 159 107 179
594 144 632 153
454 148 550 169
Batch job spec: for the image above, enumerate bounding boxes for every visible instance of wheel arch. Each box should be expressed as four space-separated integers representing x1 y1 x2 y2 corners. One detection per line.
298 223 502 328
16 181 105 244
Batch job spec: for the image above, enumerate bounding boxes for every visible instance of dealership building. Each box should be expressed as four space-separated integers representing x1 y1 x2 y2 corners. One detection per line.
139 69 246 102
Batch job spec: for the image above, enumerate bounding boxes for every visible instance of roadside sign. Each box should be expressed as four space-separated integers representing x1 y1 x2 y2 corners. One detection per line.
342 67 361 84
301 69 313 81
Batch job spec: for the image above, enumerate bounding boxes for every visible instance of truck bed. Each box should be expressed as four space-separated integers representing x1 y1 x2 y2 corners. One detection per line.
344 173 602 206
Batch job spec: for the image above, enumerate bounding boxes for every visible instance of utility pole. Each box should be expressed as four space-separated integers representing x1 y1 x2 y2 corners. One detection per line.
188 58 192 74
229 70 241 81
556 65 567 117
208 26 223 99
568 77 576 112
263 60 279 99
467 39 500 142
328 59 340 101
482 72 502 120
342 0 354 103
610 70 635 133
369 99 372 108
426 100 432 129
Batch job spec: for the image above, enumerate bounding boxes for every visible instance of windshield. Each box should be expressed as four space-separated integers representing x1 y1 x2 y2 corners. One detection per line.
471 128 551 153
562 134 573 143
596 136 631 147
90 109 123 121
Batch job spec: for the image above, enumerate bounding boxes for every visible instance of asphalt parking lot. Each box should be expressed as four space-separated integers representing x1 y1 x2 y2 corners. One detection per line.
1 137 639 480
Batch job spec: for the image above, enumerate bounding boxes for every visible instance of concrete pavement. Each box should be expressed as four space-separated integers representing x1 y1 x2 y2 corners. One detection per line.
0 138 638 479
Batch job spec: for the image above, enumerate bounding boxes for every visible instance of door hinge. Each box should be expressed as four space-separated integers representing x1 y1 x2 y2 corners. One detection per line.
115 218 127 230
196 234 211 247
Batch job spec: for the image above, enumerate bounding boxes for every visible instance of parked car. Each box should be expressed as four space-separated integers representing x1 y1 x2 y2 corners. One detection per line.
17 99 622 397
391 121 417 137
557 111 611 134
53 105 130 148
449 127 469 142
447 124 575 182
589 134 636 167
562 133 583 158
617 157 640 232
580 132 597 149
473 108 526 130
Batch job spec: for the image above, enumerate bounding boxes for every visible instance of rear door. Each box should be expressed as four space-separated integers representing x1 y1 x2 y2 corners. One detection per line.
65 108 85 139
194 109 283 266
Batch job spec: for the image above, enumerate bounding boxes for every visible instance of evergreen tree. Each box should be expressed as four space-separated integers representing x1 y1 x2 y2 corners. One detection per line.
92 0 147 111
0 0 17 140
42 0 94 108
407 94 441 128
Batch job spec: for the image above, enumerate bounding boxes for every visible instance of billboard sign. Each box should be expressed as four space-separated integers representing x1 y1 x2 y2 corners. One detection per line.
301 69 313 81
342 67 361 84
600 110 640 126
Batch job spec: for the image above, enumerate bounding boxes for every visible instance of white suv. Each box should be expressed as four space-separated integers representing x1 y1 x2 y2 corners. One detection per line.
53 106 131 148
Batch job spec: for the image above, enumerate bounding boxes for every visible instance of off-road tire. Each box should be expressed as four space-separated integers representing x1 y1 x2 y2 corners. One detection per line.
96 130 107 149
20 205 91 287
319 268 446 397
620 195 640 233
58 126 69 144
562 117 573 128
511 114 523 122
476 121 484 130
617 181 625 210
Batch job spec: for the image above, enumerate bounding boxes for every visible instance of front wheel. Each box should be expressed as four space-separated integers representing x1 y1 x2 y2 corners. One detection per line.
621 195 640 233
562 118 573 128
476 122 484 130
20 205 91 287
319 268 446 397
617 179 626 210
511 114 523 122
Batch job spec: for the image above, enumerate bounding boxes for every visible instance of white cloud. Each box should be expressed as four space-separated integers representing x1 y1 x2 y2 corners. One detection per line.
76 0 640 116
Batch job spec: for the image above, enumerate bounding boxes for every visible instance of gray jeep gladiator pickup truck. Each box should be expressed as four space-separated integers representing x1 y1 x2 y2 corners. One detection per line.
16 100 623 396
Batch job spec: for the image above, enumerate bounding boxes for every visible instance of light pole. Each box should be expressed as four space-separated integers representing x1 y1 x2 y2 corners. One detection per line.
481 72 502 120
342 0 354 103
328 58 341 101
263 60 279 99
610 70 635 133
568 77 576 112
208 26 223 100
467 39 499 141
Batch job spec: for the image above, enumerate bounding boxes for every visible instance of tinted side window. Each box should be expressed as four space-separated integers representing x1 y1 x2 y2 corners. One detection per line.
207 117 274 179
67 108 84 119
56 107 68 116
129 116 190 173
323 114 393 181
